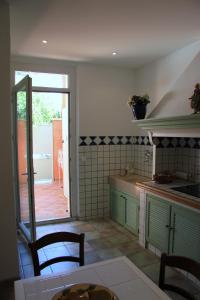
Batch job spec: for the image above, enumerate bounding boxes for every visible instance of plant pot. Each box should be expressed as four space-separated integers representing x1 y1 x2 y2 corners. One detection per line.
132 102 147 119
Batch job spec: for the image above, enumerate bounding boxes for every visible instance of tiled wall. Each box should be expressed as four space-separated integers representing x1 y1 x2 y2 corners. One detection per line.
79 136 153 219
154 137 200 182
78 136 200 219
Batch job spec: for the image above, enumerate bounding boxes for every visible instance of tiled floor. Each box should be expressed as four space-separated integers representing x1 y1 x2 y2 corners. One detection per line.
3 219 200 300
19 181 70 222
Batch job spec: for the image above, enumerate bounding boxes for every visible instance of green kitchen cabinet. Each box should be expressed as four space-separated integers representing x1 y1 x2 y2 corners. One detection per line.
110 187 139 235
146 193 200 262
110 188 125 226
125 193 139 235
146 194 171 253
170 205 200 262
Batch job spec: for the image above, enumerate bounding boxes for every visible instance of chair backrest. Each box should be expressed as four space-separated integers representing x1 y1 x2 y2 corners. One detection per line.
29 232 85 276
159 253 200 300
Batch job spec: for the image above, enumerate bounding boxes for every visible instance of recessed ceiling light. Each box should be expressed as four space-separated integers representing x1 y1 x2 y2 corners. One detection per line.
42 40 47 44
112 52 117 56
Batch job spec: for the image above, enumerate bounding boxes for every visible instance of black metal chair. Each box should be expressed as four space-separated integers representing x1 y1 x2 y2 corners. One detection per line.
159 253 200 300
29 232 85 276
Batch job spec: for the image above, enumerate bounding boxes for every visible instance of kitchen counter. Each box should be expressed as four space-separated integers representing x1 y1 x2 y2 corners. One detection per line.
109 175 200 210
137 180 200 211
109 174 151 197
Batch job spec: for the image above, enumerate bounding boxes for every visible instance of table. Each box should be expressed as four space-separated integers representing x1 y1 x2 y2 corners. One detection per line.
15 256 171 300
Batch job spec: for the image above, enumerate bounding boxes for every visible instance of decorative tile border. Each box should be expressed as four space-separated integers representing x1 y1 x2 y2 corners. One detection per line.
79 136 200 148
79 136 151 146
153 137 200 148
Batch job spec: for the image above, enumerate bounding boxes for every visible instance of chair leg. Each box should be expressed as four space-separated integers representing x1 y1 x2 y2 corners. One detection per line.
159 253 167 289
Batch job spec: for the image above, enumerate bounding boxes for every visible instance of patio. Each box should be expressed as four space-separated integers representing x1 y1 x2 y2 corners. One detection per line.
20 180 70 222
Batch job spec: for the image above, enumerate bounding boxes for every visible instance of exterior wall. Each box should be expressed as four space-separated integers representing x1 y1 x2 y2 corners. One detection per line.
32 124 53 181
18 122 53 182
52 119 63 181
0 2 19 281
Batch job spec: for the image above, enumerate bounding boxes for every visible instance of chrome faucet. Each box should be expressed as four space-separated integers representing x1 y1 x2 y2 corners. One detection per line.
144 149 153 162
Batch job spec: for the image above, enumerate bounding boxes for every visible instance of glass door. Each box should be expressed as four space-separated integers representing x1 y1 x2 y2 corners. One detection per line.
13 75 36 242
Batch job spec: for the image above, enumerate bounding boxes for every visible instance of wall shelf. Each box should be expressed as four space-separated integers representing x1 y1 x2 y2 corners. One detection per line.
133 114 200 137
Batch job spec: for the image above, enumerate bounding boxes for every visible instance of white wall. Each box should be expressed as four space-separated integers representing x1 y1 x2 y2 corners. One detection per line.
136 41 200 118
0 2 19 281
77 63 140 136
33 125 53 181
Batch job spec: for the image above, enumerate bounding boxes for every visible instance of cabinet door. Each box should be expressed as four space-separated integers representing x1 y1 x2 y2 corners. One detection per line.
124 193 139 235
110 188 125 226
146 194 170 252
170 206 200 262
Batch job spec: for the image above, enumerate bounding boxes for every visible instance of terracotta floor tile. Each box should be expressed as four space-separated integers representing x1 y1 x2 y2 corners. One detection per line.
19 181 70 222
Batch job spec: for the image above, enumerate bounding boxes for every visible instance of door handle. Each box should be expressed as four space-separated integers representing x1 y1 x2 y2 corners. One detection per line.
21 172 37 175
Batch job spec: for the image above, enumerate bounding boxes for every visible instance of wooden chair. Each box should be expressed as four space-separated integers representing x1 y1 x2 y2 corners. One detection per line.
29 232 85 276
159 253 200 300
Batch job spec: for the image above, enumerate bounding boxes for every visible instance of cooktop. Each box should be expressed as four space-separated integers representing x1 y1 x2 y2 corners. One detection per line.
171 183 200 198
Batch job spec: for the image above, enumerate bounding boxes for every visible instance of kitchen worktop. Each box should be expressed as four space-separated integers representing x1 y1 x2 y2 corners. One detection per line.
109 174 200 210
137 180 200 211
109 174 151 197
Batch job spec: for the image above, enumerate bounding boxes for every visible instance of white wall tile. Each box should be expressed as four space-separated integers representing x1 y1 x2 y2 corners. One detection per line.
78 139 154 218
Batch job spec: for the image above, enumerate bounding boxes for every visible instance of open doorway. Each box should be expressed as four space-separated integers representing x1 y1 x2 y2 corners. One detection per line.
15 71 71 225
32 91 70 221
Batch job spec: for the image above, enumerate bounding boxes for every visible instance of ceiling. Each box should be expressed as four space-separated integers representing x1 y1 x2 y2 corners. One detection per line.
10 0 200 68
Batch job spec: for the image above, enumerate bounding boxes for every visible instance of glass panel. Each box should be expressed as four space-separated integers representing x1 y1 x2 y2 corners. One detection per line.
31 92 70 222
15 71 68 88
14 76 36 242
17 89 32 236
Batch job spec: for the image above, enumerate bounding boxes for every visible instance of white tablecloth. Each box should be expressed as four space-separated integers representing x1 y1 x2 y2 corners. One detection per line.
15 256 171 300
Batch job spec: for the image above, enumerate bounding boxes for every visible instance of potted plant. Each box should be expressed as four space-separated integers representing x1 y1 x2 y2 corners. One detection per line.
127 94 150 119
189 83 200 114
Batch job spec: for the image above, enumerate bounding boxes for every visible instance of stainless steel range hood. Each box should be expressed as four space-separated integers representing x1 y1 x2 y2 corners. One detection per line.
133 114 200 138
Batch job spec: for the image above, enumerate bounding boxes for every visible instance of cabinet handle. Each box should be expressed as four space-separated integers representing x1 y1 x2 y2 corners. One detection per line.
165 225 175 231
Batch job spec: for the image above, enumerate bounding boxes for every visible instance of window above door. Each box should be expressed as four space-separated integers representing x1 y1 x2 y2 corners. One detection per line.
15 71 68 89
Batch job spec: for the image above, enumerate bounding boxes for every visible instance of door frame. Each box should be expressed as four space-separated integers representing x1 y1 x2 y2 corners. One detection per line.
13 75 36 242
11 62 78 224
32 87 72 223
